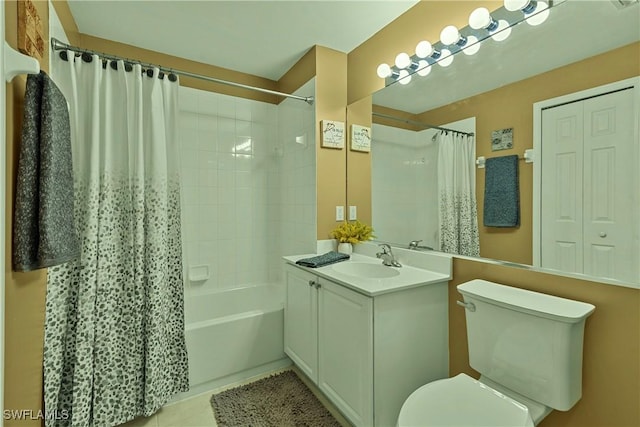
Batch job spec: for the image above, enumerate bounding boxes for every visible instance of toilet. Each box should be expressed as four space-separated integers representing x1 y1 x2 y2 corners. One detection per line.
398 279 595 427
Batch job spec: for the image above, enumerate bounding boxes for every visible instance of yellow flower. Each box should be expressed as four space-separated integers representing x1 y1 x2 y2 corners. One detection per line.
329 220 375 244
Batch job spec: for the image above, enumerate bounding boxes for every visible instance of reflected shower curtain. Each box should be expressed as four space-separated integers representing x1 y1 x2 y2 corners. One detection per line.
44 53 188 427
437 132 480 257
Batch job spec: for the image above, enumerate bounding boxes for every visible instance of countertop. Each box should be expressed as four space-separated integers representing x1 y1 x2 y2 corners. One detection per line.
283 253 451 297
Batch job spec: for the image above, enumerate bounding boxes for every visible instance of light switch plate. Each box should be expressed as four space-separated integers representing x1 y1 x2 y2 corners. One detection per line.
349 205 357 220
336 206 344 221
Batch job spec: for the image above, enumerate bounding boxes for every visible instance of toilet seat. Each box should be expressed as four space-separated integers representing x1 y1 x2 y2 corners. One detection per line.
397 373 535 427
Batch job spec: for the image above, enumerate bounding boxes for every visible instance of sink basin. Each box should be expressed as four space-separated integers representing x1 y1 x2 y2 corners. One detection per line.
332 262 400 279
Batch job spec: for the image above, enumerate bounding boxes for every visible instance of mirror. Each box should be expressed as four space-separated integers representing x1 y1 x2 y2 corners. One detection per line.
354 0 640 285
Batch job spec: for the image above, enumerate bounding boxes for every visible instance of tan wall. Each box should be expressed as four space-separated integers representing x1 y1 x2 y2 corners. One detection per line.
5 1 49 425
345 96 372 226
418 42 640 264
315 46 348 240
448 258 640 427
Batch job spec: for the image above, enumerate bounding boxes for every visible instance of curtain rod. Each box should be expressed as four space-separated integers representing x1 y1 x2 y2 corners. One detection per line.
372 111 474 137
50 38 314 105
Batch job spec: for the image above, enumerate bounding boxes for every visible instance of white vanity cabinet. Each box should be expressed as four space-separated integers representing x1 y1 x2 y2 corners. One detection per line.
284 262 449 427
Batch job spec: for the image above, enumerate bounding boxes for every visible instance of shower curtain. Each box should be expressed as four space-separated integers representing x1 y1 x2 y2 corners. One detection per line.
44 53 188 426
437 132 480 257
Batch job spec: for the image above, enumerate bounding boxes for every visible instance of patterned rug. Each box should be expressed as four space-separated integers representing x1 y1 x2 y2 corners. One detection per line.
210 370 342 427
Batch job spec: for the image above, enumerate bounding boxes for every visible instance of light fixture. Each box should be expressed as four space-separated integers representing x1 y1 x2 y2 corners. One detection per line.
397 69 412 85
416 60 432 77
376 1 552 85
462 35 481 55
376 63 392 78
395 52 411 69
504 0 550 25
438 49 454 67
415 40 433 58
469 7 499 31
491 20 512 41
526 1 550 26
440 25 467 47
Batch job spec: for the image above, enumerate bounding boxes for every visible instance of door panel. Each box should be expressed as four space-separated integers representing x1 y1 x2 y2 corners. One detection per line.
541 102 584 273
284 265 318 382
583 89 638 282
317 279 373 427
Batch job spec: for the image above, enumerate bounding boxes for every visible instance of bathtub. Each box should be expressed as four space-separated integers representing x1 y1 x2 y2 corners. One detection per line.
180 284 289 398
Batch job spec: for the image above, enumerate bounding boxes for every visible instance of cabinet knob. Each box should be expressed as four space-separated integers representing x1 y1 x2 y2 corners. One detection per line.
308 280 316 287
315 283 322 289
599 232 607 238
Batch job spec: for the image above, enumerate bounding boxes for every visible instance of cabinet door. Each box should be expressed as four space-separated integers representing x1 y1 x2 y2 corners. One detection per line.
318 279 373 427
284 265 318 383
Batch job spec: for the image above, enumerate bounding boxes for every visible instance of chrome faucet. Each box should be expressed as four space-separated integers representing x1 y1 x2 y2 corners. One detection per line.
376 244 402 267
408 240 434 251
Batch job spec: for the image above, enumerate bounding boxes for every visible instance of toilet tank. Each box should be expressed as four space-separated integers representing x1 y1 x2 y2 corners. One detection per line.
457 280 595 411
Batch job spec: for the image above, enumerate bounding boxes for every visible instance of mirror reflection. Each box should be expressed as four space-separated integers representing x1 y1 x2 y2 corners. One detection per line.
366 0 640 285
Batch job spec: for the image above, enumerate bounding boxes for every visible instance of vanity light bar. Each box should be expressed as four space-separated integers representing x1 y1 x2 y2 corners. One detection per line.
377 0 554 86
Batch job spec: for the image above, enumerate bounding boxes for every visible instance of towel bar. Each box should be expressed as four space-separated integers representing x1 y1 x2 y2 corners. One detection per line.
476 149 534 169
4 41 40 82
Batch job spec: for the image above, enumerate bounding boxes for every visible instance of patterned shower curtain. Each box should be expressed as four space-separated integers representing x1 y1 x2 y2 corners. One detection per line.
437 132 480 257
44 52 189 426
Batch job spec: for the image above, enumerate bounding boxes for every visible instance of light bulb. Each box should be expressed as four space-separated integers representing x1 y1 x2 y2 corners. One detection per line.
416 60 431 77
491 20 512 41
376 63 392 78
463 35 481 55
397 69 412 85
440 25 461 46
395 52 411 69
437 49 454 67
415 41 433 58
469 7 497 31
527 1 549 26
504 0 532 12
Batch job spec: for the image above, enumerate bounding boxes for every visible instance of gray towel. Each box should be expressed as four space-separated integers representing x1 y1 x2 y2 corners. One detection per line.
483 155 520 228
13 71 79 271
296 251 350 268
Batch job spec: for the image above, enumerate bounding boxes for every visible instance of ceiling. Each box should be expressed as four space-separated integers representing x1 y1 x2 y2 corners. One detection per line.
67 0 419 81
373 0 640 114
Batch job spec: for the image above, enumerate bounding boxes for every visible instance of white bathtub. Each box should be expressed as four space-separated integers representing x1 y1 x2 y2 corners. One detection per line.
181 284 289 398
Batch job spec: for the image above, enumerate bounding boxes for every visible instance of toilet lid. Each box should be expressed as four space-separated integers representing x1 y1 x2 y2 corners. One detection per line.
397 373 534 427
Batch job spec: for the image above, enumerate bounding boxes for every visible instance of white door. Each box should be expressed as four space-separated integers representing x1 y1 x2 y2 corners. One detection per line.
284 265 318 383
541 88 639 282
317 279 373 427
541 101 585 274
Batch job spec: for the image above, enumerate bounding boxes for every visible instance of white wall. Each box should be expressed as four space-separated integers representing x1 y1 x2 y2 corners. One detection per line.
371 117 475 250
178 79 316 293
276 79 316 261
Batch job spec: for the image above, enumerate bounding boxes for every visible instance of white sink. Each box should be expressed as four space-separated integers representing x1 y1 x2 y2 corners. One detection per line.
332 262 400 279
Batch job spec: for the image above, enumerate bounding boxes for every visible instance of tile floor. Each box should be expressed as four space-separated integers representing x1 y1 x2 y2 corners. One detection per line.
120 367 351 427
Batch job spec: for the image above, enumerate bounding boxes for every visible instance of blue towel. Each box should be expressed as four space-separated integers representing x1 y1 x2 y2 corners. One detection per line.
483 155 520 228
296 251 350 268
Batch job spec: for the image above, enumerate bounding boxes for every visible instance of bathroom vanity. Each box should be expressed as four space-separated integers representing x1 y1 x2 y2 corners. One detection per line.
283 251 452 427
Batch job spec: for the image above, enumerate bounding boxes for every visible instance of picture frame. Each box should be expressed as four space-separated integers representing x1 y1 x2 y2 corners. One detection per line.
320 120 345 149
491 128 514 151
350 124 371 152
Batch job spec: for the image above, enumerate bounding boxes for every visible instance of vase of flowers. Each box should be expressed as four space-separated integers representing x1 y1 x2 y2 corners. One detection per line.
330 220 375 254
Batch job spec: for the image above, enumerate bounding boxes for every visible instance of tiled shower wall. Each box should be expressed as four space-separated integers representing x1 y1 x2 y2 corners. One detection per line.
372 117 476 250
372 124 439 249
178 80 316 294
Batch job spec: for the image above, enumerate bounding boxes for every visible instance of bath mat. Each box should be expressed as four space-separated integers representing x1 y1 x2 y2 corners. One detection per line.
210 370 342 427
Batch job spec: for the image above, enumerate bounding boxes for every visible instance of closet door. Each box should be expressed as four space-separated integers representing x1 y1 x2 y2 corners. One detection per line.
582 89 638 282
541 87 638 282
541 102 584 274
